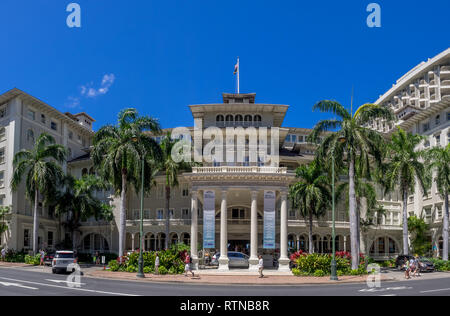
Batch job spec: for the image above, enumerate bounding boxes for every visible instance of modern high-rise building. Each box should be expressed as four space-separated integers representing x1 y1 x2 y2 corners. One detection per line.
0 48 448 270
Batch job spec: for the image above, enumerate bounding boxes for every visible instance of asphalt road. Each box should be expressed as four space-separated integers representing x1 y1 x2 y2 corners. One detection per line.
0 266 449 296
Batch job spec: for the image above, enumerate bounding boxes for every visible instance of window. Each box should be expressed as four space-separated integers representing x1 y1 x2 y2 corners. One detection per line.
291 135 297 143
24 229 30 248
169 209 174 219
297 135 304 143
423 122 430 132
144 210 151 220
28 110 35 121
27 129 34 143
47 231 54 247
68 131 73 140
182 208 190 219
0 194 5 206
254 115 262 122
181 184 189 197
447 112 450 121
285 135 291 142
157 209 164 220
51 121 57 131
437 206 443 219
68 148 72 159
225 115 234 122
0 106 6 118
435 115 440 125
244 115 252 122
435 134 441 146
133 210 139 220
235 115 243 123
41 114 46 124
216 115 224 122
0 148 5 164
0 171 4 188
0 127 5 141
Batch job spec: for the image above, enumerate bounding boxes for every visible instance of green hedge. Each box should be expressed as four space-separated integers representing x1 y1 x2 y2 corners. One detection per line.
108 243 189 275
25 254 41 265
291 253 368 276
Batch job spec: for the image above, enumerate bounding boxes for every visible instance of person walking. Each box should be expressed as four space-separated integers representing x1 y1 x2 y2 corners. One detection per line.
39 249 45 267
258 255 264 278
404 258 410 279
155 252 160 275
413 256 421 277
1 248 6 262
184 252 194 277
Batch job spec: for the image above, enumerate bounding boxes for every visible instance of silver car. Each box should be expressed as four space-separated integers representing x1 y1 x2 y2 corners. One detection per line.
211 251 249 268
52 251 77 274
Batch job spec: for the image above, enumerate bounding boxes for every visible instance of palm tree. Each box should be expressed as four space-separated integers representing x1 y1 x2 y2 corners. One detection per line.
159 133 188 249
384 128 428 256
289 161 331 254
11 133 66 254
92 108 161 259
426 143 450 260
309 101 393 269
55 175 114 251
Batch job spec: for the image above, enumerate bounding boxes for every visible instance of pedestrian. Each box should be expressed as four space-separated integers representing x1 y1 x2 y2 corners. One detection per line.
39 249 45 266
1 248 6 262
95 251 100 265
155 252 160 275
404 258 410 279
184 252 194 277
93 252 97 265
258 255 264 278
409 257 416 277
413 256 421 277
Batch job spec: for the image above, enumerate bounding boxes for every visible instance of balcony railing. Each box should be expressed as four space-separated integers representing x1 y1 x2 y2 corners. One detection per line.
192 166 288 174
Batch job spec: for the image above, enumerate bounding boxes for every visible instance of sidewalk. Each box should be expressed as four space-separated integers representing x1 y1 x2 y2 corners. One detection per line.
84 269 394 285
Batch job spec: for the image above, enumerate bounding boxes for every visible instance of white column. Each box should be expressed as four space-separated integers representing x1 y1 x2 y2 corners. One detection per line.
278 191 290 271
249 190 259 271
218 190 229 271
131 234 135 251
190 191 198 270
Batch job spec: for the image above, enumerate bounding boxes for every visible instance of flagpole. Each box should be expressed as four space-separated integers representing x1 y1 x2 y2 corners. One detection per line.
237 57 240 94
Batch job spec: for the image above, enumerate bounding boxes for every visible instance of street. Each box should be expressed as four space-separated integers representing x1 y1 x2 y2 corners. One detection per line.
0 266 449 296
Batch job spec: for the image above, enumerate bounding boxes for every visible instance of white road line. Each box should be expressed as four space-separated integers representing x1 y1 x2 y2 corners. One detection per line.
0 277 139 296
46 279 86 286
420 288 450 294
0 281 39 290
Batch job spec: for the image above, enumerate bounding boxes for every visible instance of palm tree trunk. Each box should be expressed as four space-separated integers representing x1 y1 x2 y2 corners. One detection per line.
308 212 314 254
443 188 449 261
119 171 127 261
402 188 409 255
33 189 39 254
165 186 170 250
348 157 359 270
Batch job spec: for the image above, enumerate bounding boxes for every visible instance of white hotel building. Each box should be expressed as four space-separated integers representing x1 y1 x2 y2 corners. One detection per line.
0 48 449 270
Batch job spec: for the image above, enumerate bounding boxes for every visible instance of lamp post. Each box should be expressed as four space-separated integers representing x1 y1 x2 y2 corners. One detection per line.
133 136 145 279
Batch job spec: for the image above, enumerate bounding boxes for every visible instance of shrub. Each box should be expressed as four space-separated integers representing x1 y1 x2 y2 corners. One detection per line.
313 269 326 277
25 254 40 265
107 246 187 275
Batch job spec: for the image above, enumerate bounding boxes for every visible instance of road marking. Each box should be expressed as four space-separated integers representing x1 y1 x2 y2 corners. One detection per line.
420 288 450 294
0 277 139 296
0 281 38 290
46 279 86 286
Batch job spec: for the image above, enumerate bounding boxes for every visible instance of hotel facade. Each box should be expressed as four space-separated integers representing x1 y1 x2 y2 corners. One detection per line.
0 48 449 270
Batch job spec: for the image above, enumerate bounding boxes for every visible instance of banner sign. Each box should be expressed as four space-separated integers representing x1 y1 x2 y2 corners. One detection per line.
263 190 276 249
203 190 216 249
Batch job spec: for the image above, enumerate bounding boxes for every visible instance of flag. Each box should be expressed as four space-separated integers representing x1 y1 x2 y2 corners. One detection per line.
234 60 239 75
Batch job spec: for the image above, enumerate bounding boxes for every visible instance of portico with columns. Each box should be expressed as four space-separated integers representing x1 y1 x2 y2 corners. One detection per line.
185 166 295 272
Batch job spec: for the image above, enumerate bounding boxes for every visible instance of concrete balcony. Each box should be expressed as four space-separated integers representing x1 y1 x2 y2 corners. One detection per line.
192 166 288 174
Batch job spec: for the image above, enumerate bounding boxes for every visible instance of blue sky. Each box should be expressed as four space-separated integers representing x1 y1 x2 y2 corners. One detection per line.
1 0 449 130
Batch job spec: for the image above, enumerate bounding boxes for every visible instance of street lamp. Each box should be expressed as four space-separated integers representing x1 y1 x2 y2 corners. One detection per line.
133 136 145 279
331 136 346 281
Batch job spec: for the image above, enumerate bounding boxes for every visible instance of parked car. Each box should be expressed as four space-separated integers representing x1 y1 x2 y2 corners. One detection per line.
52 251 77 274
44 252 55 266
211 251 249 268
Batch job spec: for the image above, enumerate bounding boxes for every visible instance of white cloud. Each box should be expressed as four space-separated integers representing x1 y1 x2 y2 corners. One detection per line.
66 73 116 109
81 73 116 98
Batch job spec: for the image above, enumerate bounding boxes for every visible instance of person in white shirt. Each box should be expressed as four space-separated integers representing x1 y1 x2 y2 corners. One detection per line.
155 253 160 275
1 248 6 261
258 255 264 278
